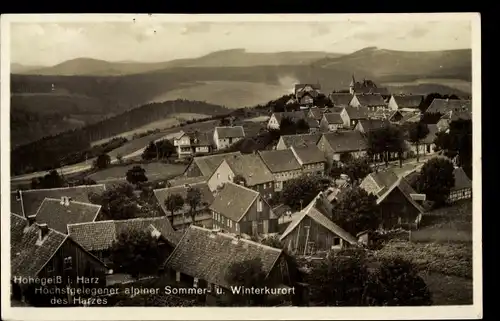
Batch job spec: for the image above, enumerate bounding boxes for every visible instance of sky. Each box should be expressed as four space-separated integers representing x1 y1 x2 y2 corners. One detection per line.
10 17 472 66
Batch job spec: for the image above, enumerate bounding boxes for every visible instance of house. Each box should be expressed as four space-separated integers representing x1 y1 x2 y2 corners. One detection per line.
319 113 343 132
162 225 289 304
290 145 326 176
354 119 391 134
349 76 389 96
12 184 107 218
425 98 472 114
295 83 321 106
340 107 369 129
258 149 303 192
359 170 425 228
209 181 279 236
11 213 109 305
328 93 354 108
280 192 358 256
31 197 101 234
207 153 275 200
267 111 307 130
349 93 387 111
213 126 246 150
67 216 179 266
448 167 472 203
183 152 242 178
387 94 424 111
317 131 368 164
437 110 472 132
276 133 322 150
406 124 439 156
173 131 212 158
368 109 394 121
154 182 215 229
167 175 207 188
305 117 321 133
389 110 422 125
307 107 325 122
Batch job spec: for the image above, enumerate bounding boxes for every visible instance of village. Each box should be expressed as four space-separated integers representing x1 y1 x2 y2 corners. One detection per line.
10 76 473 307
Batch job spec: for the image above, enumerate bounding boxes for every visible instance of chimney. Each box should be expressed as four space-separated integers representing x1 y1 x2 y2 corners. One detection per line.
63 196 71 207
37 223 49 240
60 196 66 205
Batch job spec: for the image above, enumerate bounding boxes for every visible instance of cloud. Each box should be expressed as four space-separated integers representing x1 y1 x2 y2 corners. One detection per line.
406 26 430 38
180 22 211 35
309 23 331 37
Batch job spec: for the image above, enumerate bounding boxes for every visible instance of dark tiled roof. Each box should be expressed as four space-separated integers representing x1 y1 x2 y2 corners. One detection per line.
279 133 322 149
357 119 391 132
167 176 207 188
154 182 214 216
209 182 259 222
225 154 274 186
187 131 212 147
258 149 302 173
325 107 344 113
11 213 67 277
452 167 472 191
323 113 343 124
344 107 369 120
308 108 324 120
391 95 424 109
421 124 439 145
306 118 320 128
440 110 472 122
215 126 245 139
329 93 353 107
164 225 282 289
192 152 242 177
355 94 386 107
291 145 326 165
363 170 399 197
10 191 23 216
367 109 393 120
67 216 178 252
322 131 368 153
426 99 472 114
34 198 101 234
376 177 425 213
273 111 307 124
295 83 321 92
19 184 107 218
353 86 389 95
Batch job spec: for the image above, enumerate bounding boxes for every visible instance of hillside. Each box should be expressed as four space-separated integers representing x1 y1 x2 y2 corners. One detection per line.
11 63 46 74
16 49 343 76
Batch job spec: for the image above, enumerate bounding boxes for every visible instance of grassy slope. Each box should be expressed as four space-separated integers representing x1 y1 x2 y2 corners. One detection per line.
86 162 187 183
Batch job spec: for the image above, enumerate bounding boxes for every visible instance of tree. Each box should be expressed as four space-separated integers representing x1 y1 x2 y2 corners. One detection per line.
279 116 298 136
31 170 65 189
367 125 406 167
364 257 432 306
407 122 430 162
94 153 111 170
260 235 283 249
126 166 148 185
110 229 163 278
281 174 325 211
186 187 202 225
89 183 140 220
433 119 472 178
225 258 269 306
233 174 247 186
295 118 310 134
342 157 372 184
219 117 231 126
332 186 379 235
164 194 184 227
327 161 343 181
116 154 124 164
339 152 353 164
415 157 455 206
142 140 176 161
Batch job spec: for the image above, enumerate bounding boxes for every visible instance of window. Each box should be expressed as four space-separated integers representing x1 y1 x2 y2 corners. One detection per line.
228 174 233 181
63 257 73 270
212 211 216 219
236 223 240 232
175 271 181 282
333 238 341 246
193 278 199 288
229 220 232 228
257 199 263 212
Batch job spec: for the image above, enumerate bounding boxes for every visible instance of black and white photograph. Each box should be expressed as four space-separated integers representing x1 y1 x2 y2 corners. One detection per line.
1 13 481 320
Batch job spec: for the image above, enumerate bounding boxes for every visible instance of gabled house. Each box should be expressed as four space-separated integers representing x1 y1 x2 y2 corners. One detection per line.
267 111 307 130
280 192 358 256
173 131 212 158
389 110 422 125
319 113 343 132
154 182 215 229
340 107 369 129
317 131 368 164
208 153 275 200
359 170 425 228
162 225 289 304
305 117 321 133
295 83 321 106
290 145 326 176
213 126 246 150
276 133 322 150
437 110 472 132
425 98 472 114
349 76 389 96
406 124 439 156
387 94 424 111
258 149 303 192
328 93 354 109
368 108 393 121
67 216 179 266
167 175 207 188
307 107 325 122
183 152 242 178
448 167 472 203
32 197 101 234
354 119 391 134
209 181 279 235
11 213 109 305
12 184 107 218
349 93 387 111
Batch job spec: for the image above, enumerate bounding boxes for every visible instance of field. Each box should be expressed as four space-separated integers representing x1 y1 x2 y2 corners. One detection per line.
147 81 293 109
382 78 472 94
374 200 474 305
244 115 270 123
91 113 210 146
86 162 187 183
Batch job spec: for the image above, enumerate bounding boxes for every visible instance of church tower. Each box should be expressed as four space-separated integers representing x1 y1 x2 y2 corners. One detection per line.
349 75 356 94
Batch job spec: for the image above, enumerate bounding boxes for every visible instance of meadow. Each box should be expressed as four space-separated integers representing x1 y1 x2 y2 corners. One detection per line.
86 162 187 183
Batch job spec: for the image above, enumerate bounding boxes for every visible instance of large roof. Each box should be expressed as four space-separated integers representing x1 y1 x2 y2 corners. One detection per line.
391 94 424 109
355 94 386 107
343 107 370 120
426 99 472 114
258 149 302 173
291 145 326 165
209 182 259 222
452 167 472 191
322 131 368 153
279 133 322 149
225 154 274 186
323 113 343 124
154 182 214 216
329 93 354 107
191 152 242 177
357 119 391 132
164 225 282 289
215 126 245 139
